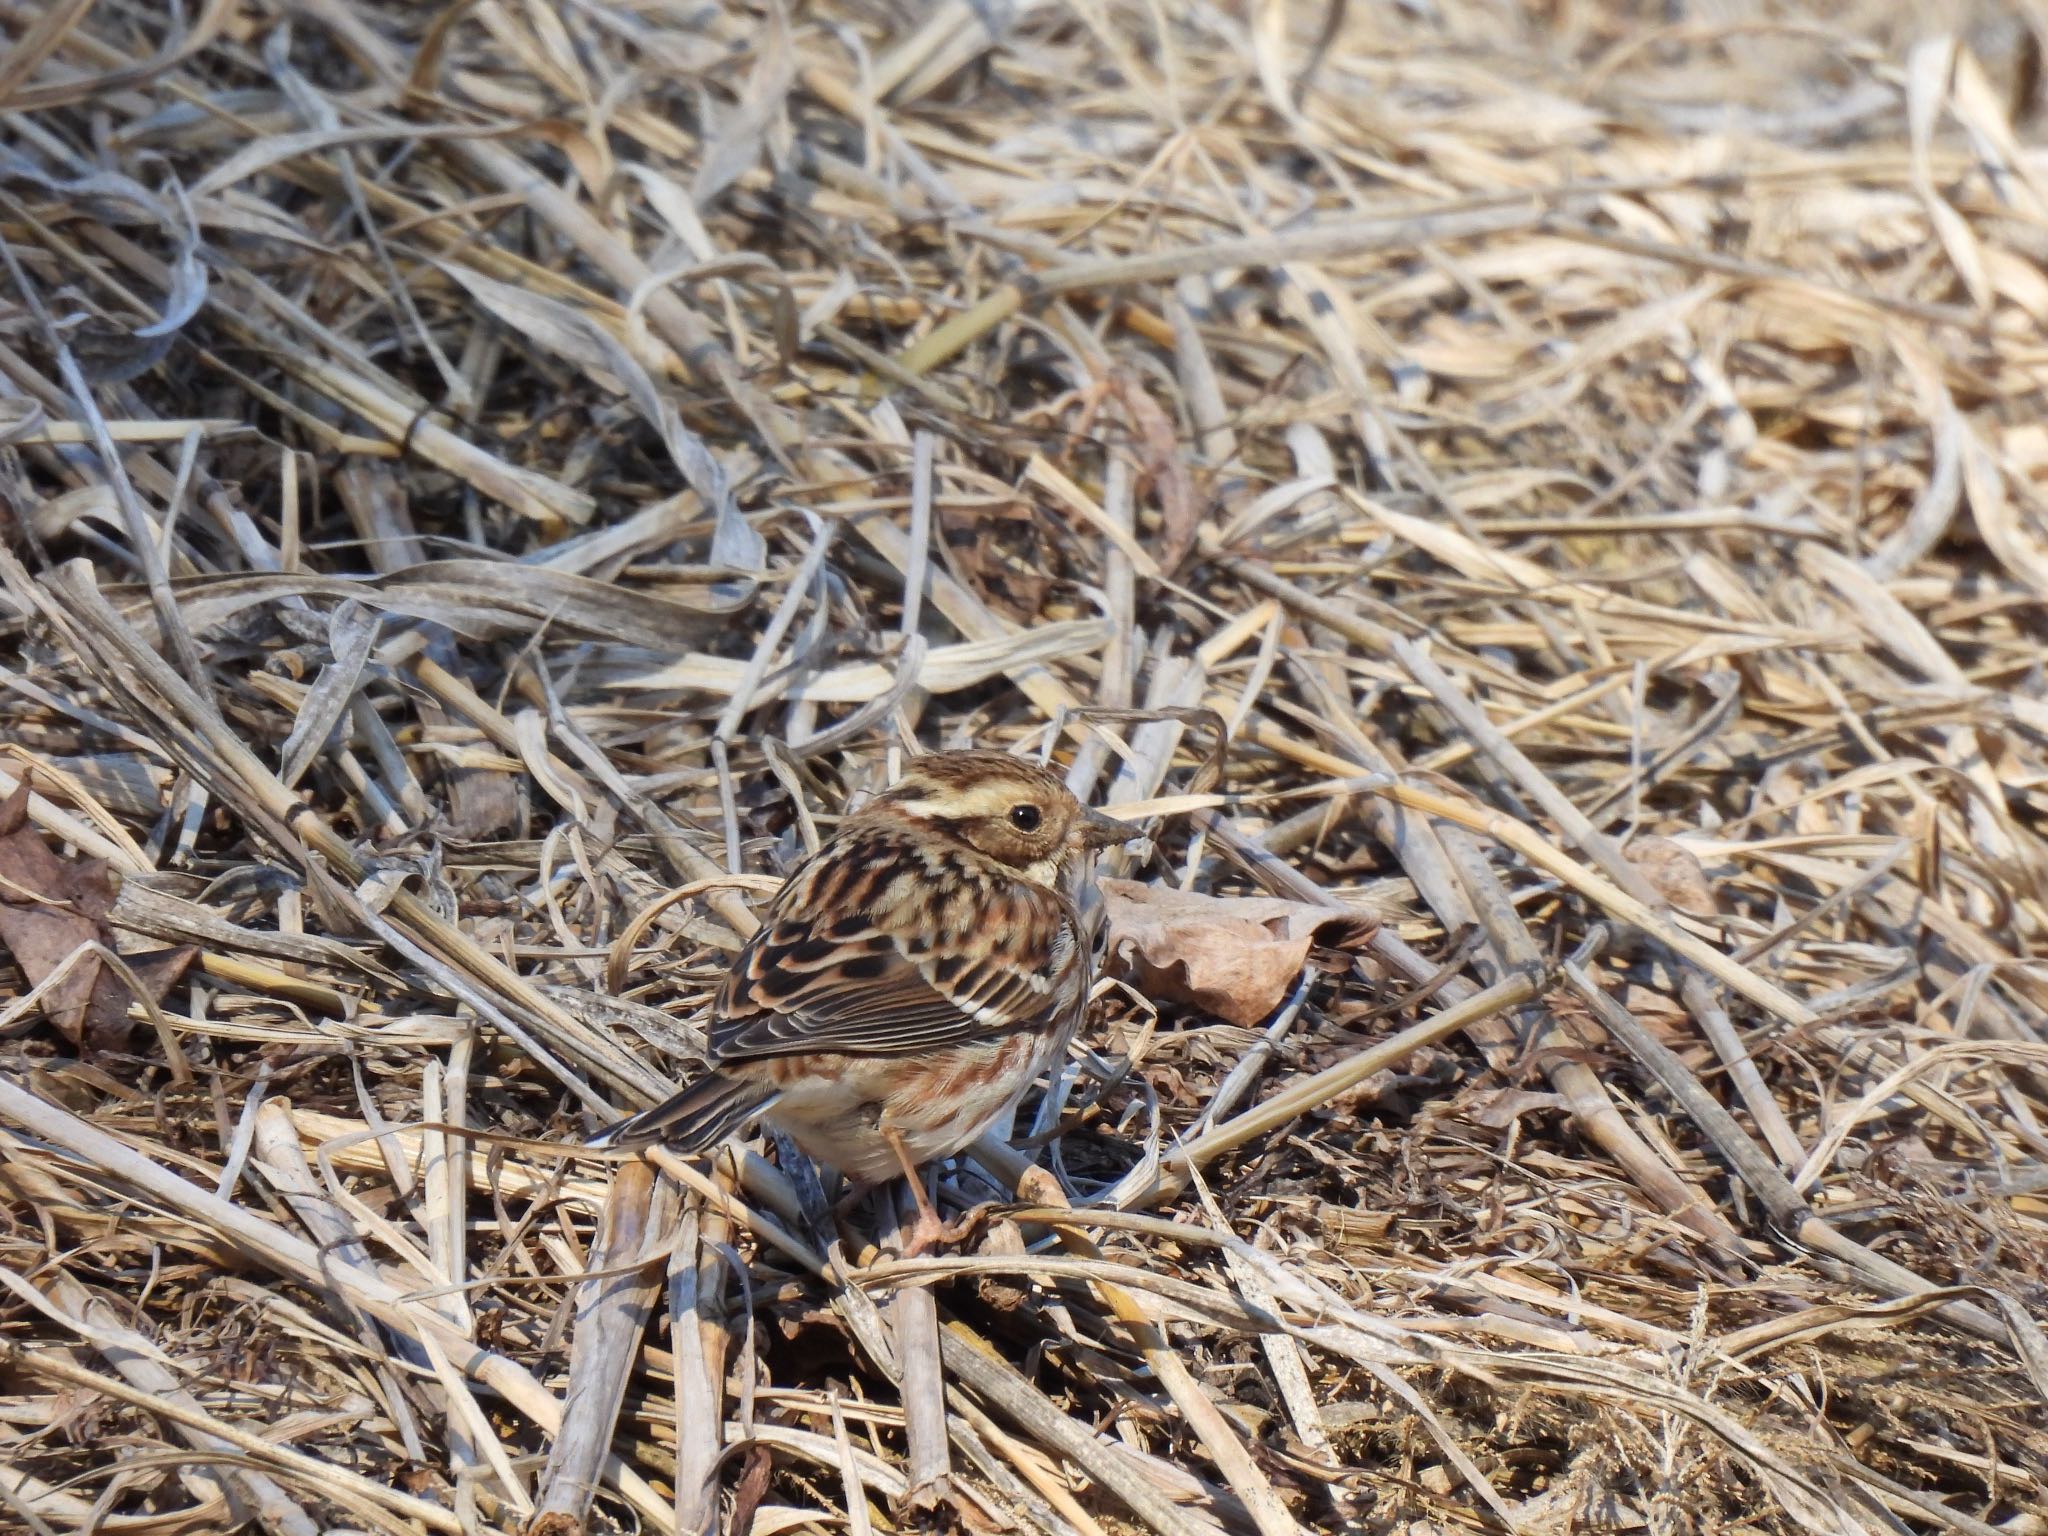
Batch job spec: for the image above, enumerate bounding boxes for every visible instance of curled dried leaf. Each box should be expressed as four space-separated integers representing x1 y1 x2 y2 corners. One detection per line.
0 783 192 1049
1098 878 1376 1027
1624 835 1719 917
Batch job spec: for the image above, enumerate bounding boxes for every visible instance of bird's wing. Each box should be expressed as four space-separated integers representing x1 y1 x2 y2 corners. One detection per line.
707 864 1083 1060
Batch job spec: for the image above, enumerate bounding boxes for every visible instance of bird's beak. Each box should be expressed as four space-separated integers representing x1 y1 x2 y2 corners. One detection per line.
1078 807 1138 849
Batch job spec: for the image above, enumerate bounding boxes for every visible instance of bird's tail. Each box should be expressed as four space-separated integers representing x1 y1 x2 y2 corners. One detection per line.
589 1074 779 1152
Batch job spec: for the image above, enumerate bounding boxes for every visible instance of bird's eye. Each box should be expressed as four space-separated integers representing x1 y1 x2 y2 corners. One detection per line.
1008 803 1043 832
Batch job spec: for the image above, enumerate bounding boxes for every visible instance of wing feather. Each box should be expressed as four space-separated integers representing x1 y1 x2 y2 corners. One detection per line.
707 836 1084 1060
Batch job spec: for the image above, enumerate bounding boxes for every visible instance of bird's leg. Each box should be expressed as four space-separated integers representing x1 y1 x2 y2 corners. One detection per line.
882 1129 946 1254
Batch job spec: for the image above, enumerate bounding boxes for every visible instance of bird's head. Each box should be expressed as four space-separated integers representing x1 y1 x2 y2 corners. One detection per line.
874 749 1134 884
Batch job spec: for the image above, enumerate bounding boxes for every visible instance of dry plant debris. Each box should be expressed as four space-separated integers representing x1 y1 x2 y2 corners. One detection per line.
0 1 2046 1534
1099 878 1378 1027
0 781 194 1050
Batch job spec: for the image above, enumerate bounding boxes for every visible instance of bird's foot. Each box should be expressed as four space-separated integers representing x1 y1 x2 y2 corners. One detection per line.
901 1199 999 1256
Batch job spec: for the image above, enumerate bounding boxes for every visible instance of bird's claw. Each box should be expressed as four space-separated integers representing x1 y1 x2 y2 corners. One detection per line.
901 1200 997 1255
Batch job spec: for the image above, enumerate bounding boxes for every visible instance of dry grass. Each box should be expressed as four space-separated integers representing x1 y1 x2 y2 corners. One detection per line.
2 0 2048 1533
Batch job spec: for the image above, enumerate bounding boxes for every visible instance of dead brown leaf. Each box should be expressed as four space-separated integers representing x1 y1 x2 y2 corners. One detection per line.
1098 878 1377 1027
0 783 193 1049
1624 835 1719 917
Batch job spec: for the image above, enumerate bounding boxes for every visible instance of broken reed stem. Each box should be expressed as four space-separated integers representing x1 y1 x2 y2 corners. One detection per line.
670 1203 725 1536
403 647 761 938
889 1185 953 1511
1230 699 1983 1156
532 1160 677 1536
647 1145 823 1277
249 1096 433 1453
1678 966 1809 1170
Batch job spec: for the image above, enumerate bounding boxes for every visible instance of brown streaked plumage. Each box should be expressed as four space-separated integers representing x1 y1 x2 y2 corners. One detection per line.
593 750 1133 1247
